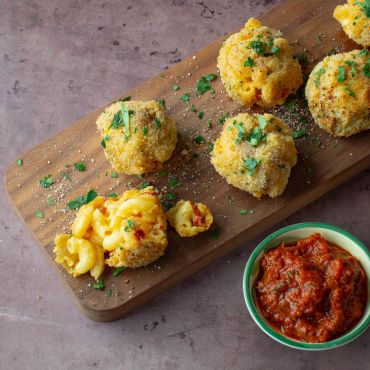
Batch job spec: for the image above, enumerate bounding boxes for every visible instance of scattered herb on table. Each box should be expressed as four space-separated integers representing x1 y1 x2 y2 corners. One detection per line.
168 177 181 188
207 120 212 129
92 280 105 290
111 171 119 178
240 209 250 215
172 84 180 91
194 136 205 144
190 104 197 112
35 210 44 218
198 111 204 119
138 182 150 189
158 99 166 108
218 112 230 125
106 289 112 297
180 93 190 102
292 128 307 139
166 192 177 200
40 174 54 188
47 198 56 206
67 189 98 210
61 172 71 181
211 229 220 240
74 161 86 172
113 267 127 277
107 193 118 198
195 74 217 95
17 159 23 166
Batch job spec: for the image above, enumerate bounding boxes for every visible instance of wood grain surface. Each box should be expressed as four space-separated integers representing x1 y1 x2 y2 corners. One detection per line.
5 0 370 321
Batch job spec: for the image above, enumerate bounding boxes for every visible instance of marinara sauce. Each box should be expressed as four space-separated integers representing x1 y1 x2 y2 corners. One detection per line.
256 233 367 343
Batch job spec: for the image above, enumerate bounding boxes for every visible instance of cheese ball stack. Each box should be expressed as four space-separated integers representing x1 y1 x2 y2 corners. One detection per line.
211 113 297 198
306 50 370 137
334 0 370 48
217 18 303 108
97 100 177 175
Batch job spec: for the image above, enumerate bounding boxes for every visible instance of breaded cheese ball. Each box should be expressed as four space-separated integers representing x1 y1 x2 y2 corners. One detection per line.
104 187 168 268
305 50 370 137
217 18 303 108
211 113 297 198
166 200 213 237
334 0 370 48
96 100 177 175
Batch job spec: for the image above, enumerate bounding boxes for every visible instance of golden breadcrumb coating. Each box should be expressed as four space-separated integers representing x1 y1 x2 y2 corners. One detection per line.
217 18 303 108
334 0 370 48
305 50 370 137
166 200 213 237
96 100 177 175
211 113 297 198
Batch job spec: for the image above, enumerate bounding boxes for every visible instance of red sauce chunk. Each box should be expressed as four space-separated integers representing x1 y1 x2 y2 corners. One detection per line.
256 233 367 343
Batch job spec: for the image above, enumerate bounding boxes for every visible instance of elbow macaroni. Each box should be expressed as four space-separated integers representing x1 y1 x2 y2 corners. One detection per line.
53 187 169 278
166 200 213 237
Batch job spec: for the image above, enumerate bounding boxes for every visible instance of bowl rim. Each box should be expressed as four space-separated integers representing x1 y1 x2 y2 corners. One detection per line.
243 222 370 350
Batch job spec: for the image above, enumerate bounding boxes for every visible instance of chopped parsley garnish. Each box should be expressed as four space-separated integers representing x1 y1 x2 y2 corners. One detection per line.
247 127 266 147
138 182 150 189
355 0 370 17
208 143 214 152
270 46 280 54
244 57 254 67
180 93 190 102
154 118 161 128
124 219 134 232
67 189 98 210
172 84 180 91
232 121 245 144
337 66 346 82
345 60 358 78
142 127 148 136
116 96 131 103
218 112 230 125
47 198 56 206
113 267 127 277
74 161 86 172
359 49 369 57
344 86 356 97
207 120 212 128
107 193 118 198
316 34 322 43
327 49 337 56
257 115 267 129
92 280 105 290
35 210 44 218
166 192 177 200
100 135 110 148
240 209 250 215
198 111 204 119
190 104 197 112
111 171 119 178
243 158 260 176
40 175 54 188
211 229 220 240
110 103 130 139
314 67 326 87
195 74 217 95
292 128 307 139
158 99 166 108
285 96 297 110
364 58 370 77
249 40 266 55
194 136 205 144
16 159 23 166
61 172 71 181
300 116 309 125
168 177 181 188
106 289 112 297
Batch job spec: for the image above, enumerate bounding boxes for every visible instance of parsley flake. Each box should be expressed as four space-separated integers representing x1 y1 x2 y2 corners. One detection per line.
17 159 23 166
154 118 161 128
138 182 150 189
198 111 204 119
166 192 177 200
61 172 71 181
243 158 260 176
168 177 181 188
107 193 118 198
111 172 119 178
257 115 267 129
172 84 180 91
211 229 220 240
249 40 265 55
180 93 190 102
40 175 54 188
158 99 166 108
35 210 44 218
194 136 205 144
218 112 230 125
142 127 148 136
337 66 346 82
240 209 250 215
247 127 266 147
195 74 217 95
113 267 127 277
92 280 105 290
344 86 356 97
47 198 56 206
292 128 307 139
124 219 134 232
314 67 326 87
74 161 86 172
355 0 370 17
67 189 98 210
244 57 254 67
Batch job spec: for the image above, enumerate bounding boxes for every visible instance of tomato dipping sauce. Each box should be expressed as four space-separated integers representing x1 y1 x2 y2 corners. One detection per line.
256 233 367 343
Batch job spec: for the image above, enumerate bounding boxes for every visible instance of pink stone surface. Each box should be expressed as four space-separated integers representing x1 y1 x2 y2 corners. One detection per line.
0 1 369 369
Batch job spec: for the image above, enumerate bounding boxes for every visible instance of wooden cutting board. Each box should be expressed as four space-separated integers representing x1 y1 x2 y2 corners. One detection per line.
5 0 370 321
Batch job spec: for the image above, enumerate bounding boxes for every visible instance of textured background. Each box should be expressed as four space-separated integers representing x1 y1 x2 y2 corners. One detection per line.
0 1 369 369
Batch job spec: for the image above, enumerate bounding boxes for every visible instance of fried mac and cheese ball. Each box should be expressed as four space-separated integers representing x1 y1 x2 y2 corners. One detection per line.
97 100 177 175
166 200 213 237
334 0 370 48
217 18 303 108
211 113 297 198
103 187 168 268
305 50 370 137
54 187 168 279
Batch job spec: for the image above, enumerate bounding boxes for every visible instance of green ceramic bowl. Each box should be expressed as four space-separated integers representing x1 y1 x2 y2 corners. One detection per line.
243 222 370 350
